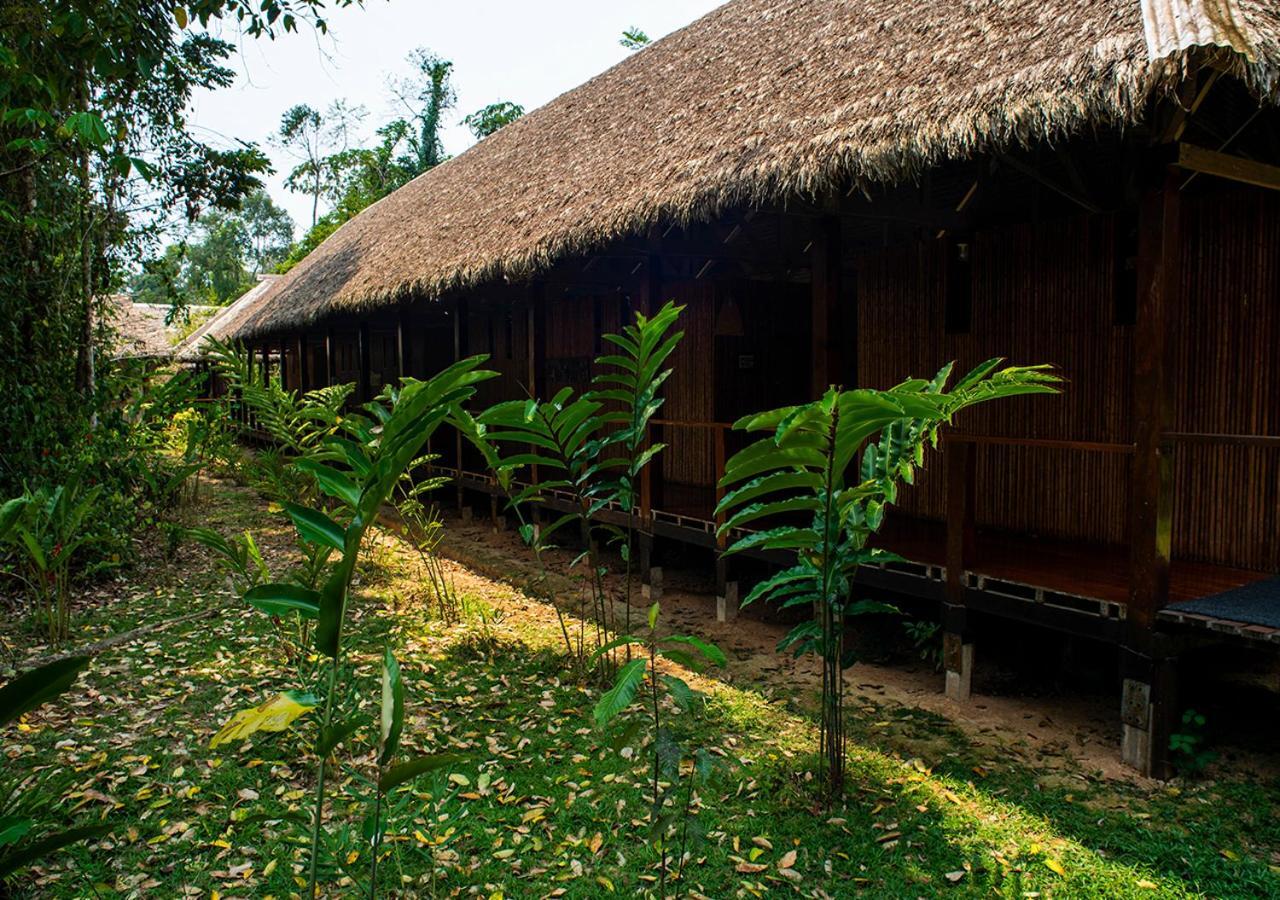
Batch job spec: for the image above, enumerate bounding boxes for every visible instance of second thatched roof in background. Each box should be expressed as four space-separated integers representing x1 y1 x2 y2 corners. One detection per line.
234 0 1280 339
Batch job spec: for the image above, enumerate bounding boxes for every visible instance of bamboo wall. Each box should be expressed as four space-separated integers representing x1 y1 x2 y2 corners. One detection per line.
856 185 1279 572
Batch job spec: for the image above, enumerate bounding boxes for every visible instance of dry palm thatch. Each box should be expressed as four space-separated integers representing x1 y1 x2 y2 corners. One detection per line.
234 0 1280 339
175 276 283 361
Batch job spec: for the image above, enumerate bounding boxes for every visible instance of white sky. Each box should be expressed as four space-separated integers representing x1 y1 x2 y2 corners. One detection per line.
188 1 722 235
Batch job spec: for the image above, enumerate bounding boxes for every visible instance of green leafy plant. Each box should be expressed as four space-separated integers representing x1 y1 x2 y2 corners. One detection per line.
393 455 460 621
1 480 102 644
208 356 493 897
0 656 112 883
903 618 943 672
1170 708 1216 776
716 360 1059 799
470 302 684 676
593 602 725 896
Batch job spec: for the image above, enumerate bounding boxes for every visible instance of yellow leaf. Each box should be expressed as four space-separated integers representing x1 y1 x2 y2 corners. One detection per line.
263 859 277 877
778 850 797 869
1136 879 1158 889
1045 859 1066 876
345 850 359 865
589 832 603 854
210 692 318 748
596 876 615 892
1221 849 1240 861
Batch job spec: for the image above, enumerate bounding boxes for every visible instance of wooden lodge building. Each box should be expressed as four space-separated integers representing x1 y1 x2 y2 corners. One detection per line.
206 0 1280 777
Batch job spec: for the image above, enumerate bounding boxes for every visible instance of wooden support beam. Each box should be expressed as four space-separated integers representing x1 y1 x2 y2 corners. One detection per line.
639 254 663 523
527 282 545 396
357 323 371 402
454 298 469 511
1177 143 1280 192
278 338 287 391
997 153 1103 214
324 329 334 387
295 335 307 392
944 440 976 702
810 215 842 397
395 311 406 381
1128 179 1179 637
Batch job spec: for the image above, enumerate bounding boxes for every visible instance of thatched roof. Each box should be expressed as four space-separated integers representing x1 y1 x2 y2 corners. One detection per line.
236 0 1280 338
111 298 217 360
175 275 282 361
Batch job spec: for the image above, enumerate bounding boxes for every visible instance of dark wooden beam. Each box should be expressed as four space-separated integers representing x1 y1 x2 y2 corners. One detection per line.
324 329 334 387
1177 143 1280 192
997 153 1103 214
395 311 406 382
357 322 371 402
809 214 842 396
526 282 545 396
1128 177 1180 638
295 334 307 392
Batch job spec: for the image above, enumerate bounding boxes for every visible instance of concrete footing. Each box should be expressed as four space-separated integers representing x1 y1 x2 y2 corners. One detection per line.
716 581 739 622
943 632 974 702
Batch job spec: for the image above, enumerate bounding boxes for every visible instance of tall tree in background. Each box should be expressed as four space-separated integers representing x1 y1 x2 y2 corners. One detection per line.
463 101 524 139
132 189 293 309
0 0 356 494
390 48 455 176
276 100 365 227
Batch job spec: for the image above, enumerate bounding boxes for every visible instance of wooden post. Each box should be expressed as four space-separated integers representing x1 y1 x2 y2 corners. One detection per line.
454 298 469 512
395 311 406 382
357 322 371 402
324 330 334 388
295 335 307 392
1122 173 1181 777
944 440 976 701
639 252 664 522
278 338 288 391
810 214 842 397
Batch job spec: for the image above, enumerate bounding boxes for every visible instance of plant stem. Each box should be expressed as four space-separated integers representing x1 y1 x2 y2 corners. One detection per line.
308 659 340 898
369 786 383 899
649 635 665 896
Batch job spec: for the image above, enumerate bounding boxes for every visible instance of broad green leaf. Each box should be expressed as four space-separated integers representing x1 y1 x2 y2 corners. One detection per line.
593 658 647 725
316 718 362 757
378 753 465 793
0 817 33 847
0 656 90 728
293 458 361 508
244 583 320 619
659 635 726 668
379 648 405 765
0 824 113 878
282 502 345 551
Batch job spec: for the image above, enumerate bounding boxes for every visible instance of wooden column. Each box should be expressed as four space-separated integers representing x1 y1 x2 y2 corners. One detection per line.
810 214 843 397
295 334 307 392
1128 178 1180 634
1122 173 1182 778
943 440 976 701
357 322 371 402
454 298 469 512
324 329 334 388
639 253 664 523
278 337 288 391
395 310 406 382
527 282 546 396
260 343 270 386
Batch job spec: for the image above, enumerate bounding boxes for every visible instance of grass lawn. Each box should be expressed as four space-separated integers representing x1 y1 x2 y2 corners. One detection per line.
3 479 1280 898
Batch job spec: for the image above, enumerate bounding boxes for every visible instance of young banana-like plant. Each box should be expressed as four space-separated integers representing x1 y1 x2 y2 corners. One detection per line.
208 355 495 897
469 301 685 672
716 359 1059 798
590 301 684 644
592 602 724 897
